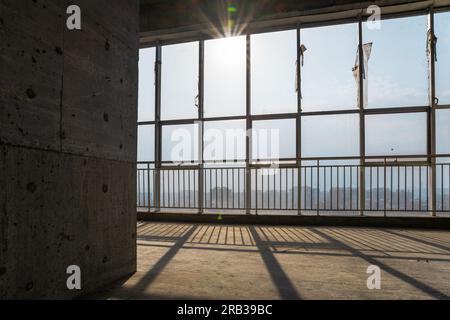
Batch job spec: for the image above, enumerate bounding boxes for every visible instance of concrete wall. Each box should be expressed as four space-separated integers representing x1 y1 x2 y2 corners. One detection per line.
0 0 139 299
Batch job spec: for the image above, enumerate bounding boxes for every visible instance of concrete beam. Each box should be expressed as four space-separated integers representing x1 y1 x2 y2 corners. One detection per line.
139 0 450 46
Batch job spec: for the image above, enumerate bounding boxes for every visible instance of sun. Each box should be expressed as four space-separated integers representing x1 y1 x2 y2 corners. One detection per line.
208 35 246 69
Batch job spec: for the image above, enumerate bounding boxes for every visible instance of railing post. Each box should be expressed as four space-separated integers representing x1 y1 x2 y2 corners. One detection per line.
316 160 320 216
255 168 258 215
147 163 151 212
427 156 437 216
384 158 387 217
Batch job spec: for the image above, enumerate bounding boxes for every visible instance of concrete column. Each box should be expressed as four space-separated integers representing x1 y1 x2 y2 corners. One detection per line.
0 0 139 299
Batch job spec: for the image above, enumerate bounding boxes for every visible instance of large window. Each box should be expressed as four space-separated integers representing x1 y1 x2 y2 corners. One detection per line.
437 109 450 154
436 12 450 105
161 42 199 120
363 15 428 108
365 113 427 156
137 125 155 162
138 48 155 122
138 11 446 164
162 124 199 163
301 23 358 111
301 114 359 157
251 30 297 115
252 119 296 160
204 36 246 118
204 120 246 161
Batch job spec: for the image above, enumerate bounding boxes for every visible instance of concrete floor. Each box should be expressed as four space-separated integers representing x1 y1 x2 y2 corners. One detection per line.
97 222 450 300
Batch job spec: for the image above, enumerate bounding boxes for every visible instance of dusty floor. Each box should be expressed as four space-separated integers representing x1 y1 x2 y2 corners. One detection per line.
97 221 450 300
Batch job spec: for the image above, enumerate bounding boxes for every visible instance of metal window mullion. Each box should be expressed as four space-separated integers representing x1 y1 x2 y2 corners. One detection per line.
154 43 162 212
245 34 252 214
428 7 437 216
296 26 302 215
358 17 366 216
198 39 205 213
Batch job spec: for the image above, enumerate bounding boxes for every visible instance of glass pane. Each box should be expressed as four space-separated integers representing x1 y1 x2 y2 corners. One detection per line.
363 15 428 108
137 125 155 161
301 114 359 157
162 124 199 162
252 119 296 160
301 23 358 111
436 12 450 105
138 48 155 122
365 113 427 156
204 36 246 118
204 120 246 161
161 42 199 120
251 30 297 115
437 109 450 154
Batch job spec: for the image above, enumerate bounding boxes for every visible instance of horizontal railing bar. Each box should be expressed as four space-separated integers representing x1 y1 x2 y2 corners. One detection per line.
363 162 430 167
140 206 450 213
138 154 450 166
158 165 200 170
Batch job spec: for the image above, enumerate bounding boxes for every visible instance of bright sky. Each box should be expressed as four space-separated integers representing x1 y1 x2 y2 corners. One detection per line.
137 13 450 163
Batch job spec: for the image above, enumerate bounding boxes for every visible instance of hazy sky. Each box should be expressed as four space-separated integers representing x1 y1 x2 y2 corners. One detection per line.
137 13 450 163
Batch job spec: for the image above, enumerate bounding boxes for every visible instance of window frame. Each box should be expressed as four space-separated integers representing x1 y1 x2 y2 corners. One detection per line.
137 8 450 178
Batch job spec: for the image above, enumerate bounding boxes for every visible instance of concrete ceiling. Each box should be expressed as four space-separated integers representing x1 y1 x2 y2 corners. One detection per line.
139 0 450 45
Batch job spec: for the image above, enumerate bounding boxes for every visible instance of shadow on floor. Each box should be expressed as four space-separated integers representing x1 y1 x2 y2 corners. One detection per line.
98 222 450 299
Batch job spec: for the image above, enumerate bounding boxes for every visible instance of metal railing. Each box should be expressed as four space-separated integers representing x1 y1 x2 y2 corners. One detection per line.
137 155 450 216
